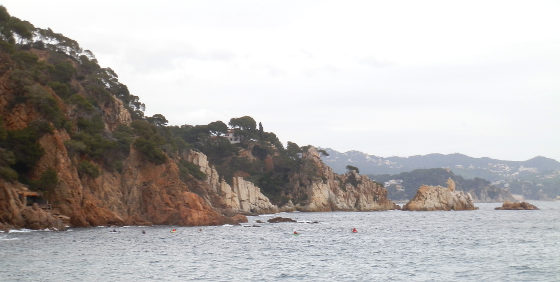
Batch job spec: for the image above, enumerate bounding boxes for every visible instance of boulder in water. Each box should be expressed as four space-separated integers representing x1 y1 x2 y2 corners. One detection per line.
495 201 539 210
267 217 296 223
403 178 476 211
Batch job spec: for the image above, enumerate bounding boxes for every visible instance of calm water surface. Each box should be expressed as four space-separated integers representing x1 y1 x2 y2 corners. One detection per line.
1 202 559 281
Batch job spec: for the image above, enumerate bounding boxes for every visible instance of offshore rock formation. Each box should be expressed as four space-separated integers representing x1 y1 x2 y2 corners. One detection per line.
292 147 399 211
495 201 539 210
267 217 296 223
403 178 476 211
186 151 277 214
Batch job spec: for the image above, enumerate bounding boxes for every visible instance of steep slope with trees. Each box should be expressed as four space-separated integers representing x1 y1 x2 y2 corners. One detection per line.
0 7 397 230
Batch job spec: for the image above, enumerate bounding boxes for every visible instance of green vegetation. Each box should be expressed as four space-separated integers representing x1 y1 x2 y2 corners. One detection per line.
31 168 58 191
78 160 100 178
178 160 206 182
0 6 326 204
346 165 360 174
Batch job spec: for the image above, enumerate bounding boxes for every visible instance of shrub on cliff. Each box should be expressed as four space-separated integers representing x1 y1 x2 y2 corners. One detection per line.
178 160 206 182
31 168 58 191
78 160 100 178
134 138 166 164
4 121 50 177
131 120 167 164
0 148 18 181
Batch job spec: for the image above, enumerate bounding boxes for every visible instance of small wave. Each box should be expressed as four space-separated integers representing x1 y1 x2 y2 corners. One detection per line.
221 224 234 227
0 237 19 241
8 229 32 233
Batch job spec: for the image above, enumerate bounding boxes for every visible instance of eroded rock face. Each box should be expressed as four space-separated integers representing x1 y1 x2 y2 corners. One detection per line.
294 147 399 212
0 129 247 230
0 181 65 230
403 178 476 211
495 201 539 210
186 150 278 214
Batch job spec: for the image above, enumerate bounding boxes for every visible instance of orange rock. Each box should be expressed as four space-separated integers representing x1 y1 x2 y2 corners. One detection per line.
495 201 539 210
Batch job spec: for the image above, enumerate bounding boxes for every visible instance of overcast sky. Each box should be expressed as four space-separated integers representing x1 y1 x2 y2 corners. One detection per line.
3 0 560 161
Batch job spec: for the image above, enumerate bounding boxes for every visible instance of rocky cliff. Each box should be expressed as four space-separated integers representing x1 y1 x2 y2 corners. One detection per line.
403 178 476 211
290 147 399 211
0 126 245 230
0 8 398 231
0 33 246 229
186 150 277 214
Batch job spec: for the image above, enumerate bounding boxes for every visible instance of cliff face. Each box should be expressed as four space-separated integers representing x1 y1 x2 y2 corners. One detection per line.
291 147 399 211
0 123 243 230
186 150 277 214
185 147 399 214
0 11 398 231
403 178 476 211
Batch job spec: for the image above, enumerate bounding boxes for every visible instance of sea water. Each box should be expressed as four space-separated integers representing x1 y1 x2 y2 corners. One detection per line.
1 202 559 281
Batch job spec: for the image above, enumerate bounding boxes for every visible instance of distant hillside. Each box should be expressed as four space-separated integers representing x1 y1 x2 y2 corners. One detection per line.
321 148 560 200
371 168 514 202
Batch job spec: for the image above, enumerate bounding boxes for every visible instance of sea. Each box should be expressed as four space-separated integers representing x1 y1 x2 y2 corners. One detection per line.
1 202 559 281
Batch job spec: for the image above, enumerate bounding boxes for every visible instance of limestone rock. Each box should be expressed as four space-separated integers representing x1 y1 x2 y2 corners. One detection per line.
293 147 399 212
403 178 476 211
186 150 278 214
495 201 539 210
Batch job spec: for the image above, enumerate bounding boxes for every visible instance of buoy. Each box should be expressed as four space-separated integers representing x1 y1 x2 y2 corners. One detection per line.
352 228 358 233
171 228 177 233
293 231 299 235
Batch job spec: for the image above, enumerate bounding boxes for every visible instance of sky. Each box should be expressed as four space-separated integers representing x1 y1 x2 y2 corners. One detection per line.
3 0 560 161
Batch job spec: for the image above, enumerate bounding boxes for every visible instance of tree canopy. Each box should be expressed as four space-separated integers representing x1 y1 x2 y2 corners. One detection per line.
229 116 256 131
346 165 360 174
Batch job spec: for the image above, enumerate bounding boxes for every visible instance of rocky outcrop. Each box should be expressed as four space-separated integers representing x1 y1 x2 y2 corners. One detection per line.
268 217 296 223
102 97 132 131
0 130 247 230
292 147 399 211
186 150 278 214
495 201 539 210
0 180 65 231
403 178 476 211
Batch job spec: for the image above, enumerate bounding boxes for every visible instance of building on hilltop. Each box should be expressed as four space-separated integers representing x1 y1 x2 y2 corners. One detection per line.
224 129 240 144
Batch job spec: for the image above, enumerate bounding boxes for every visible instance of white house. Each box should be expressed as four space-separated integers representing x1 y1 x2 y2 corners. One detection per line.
224 129 240 144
